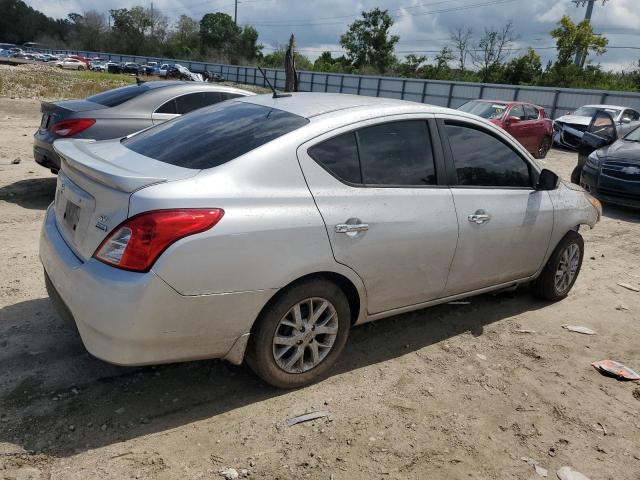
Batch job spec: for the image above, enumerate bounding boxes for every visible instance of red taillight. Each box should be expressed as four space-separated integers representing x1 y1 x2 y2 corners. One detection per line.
94 209 224 272
49 118 96 137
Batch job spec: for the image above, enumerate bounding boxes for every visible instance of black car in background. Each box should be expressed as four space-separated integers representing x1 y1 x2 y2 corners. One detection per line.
577 110 640 209
106 62 143 75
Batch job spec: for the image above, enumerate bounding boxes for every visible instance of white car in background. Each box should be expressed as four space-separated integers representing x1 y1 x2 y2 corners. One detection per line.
554 104 640 149
55 58 87 70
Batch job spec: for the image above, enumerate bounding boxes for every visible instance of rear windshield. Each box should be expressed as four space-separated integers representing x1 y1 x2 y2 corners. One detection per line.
122 101 309 169
458 101 507 120
87 84 151 107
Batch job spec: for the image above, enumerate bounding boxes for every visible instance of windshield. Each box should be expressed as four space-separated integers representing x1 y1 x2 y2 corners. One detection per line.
624 126 640 142
458 101 507 120
122 101 309 170
572 106 620 117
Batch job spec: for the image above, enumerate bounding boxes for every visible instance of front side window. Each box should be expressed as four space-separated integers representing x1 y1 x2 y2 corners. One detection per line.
308 120 437 187
509 104 525 120
524 105 539 120
123 101 309 169
445 123 531 188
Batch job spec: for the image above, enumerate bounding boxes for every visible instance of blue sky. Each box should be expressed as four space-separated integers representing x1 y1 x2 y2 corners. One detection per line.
26 0 640 70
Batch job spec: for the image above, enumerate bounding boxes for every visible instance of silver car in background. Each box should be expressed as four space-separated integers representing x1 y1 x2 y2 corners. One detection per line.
33 81 254 172
554 104 640 150
40 93 601 388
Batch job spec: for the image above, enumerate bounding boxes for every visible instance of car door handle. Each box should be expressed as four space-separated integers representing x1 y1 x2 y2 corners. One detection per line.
468 210 491 224
335 223 369 233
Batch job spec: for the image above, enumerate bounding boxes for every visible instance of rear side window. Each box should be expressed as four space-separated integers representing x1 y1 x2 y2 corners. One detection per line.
445 123 531 188
157 91 243 115
358 121 435 185
123 101 309 169
308 120 436 186
308 132 361 184
87 84 150 107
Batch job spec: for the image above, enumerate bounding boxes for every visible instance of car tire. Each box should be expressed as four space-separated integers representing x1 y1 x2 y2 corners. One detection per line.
246 279 351 389
533 231 584 301
78 66 84 71
533 136 552 159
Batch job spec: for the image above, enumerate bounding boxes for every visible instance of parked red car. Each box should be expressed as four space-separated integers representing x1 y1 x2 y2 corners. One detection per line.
457 100 554 159
68 55 90 66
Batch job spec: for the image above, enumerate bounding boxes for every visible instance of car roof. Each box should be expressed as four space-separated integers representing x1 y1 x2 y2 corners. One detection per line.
581 104 626 110
465 99 543 108
238 92 453 119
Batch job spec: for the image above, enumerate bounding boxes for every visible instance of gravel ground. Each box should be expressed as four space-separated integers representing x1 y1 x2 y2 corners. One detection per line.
1 95 640 480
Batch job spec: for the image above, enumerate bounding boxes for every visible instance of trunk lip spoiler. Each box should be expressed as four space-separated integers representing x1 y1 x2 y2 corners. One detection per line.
53 139 196 193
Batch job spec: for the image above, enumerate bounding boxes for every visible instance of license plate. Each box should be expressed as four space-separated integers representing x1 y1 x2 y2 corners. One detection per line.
63 200 81 231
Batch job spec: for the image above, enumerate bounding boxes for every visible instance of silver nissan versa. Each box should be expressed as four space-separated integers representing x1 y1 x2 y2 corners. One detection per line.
40 93 602 388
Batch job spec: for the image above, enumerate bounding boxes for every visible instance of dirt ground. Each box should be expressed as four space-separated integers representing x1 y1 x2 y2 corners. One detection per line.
1 96 639 480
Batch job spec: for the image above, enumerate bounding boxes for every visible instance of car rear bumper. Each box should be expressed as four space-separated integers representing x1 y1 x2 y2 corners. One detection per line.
33 133 61 171
39 205 275 366
581 165 640 209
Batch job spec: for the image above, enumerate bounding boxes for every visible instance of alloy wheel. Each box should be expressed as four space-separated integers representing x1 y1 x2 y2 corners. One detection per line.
272 297 339 373
554 243 580 294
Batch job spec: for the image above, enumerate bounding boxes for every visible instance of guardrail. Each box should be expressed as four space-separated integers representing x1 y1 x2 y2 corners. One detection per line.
27 47 640 118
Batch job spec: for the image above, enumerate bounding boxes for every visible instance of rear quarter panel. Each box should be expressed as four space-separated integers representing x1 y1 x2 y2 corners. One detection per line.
130 134 367 302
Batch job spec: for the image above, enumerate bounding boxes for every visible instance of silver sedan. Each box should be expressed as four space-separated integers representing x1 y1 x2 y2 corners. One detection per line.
40 93 601 388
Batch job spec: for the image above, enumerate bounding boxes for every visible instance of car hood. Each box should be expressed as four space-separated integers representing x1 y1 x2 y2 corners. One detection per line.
554 114 590 126
598 139 640 162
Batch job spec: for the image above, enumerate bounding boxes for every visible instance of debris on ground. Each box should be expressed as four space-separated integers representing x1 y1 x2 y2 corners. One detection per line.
591 360 640 381
562 325 597 335
219 467 239 479
514 329 536 334
556 466 591 480
615 304 629 311
521 457 548 477
447 301 471 305
285 410 329 426
617 282 640 292
633 388 640 401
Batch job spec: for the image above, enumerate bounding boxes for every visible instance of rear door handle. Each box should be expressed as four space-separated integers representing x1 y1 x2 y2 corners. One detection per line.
468 210 491 224
335 223 369 233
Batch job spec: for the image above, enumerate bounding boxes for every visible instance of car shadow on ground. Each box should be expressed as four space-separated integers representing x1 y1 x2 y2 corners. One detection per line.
0 177 56 210
602 203 640 222
0 289 547 457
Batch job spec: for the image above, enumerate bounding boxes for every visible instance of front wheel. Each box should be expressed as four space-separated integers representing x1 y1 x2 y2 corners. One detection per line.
533 136 552 159
246 279 351 389
533 231 584 301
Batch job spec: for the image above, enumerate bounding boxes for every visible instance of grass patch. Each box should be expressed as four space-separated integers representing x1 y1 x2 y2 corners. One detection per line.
0 64 134 100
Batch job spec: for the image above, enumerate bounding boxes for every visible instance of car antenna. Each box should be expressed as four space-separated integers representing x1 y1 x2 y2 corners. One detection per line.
135 77 146 85
258 66 291 99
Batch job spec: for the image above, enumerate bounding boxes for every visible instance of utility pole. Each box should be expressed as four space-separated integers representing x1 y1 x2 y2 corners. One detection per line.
150 2 154 37
234 0 238 24
572 0 609 66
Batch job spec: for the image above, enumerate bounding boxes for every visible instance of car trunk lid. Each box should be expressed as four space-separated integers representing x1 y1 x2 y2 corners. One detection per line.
39 100 106 131
53 138 199 261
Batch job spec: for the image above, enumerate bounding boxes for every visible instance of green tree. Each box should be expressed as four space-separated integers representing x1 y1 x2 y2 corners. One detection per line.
340 8 399 72
262 46 312 70
109 7 152 55
199 12 240 55
234 26 263 61
396 54 427 77
550 15 608 68
164 15 200 58
501 47 542 84
472 22 517 82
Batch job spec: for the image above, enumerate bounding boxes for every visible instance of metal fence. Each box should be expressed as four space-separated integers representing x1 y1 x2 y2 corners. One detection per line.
31 47 640 118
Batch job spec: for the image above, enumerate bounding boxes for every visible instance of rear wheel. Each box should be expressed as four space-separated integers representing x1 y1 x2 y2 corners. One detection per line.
533 231 584 301
77 65 84 71
246 279 350 389
533 136 552 159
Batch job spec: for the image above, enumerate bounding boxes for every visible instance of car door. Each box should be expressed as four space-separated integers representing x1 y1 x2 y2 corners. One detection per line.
504 104 532 150
437 116 554 296
297 117 459 314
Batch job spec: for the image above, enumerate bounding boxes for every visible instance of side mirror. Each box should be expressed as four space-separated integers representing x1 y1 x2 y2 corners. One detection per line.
621 117 631 124
536 169 559 191
506 116 521 125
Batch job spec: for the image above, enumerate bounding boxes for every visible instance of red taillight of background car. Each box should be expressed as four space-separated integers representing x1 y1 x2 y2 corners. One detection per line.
94 209 225 272
49 118 96 137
